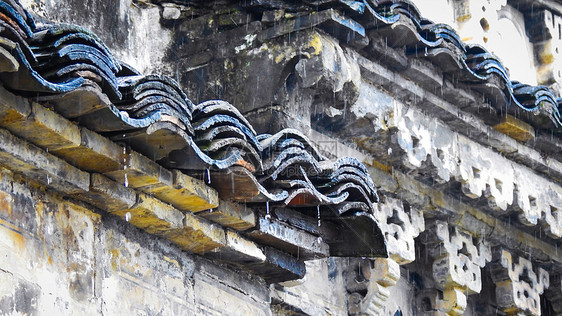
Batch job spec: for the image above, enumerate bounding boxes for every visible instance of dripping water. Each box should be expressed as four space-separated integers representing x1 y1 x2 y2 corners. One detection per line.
265 201 271 221
122 146 128 187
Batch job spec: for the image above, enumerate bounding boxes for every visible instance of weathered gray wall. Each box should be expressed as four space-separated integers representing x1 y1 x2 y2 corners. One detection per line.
0 166 270 315
23 0 175 75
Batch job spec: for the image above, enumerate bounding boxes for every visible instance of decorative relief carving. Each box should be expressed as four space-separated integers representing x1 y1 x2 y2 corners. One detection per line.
375 197 425 264
347 197 424 315
421 220 491 315
347 258 400 315
489 248 549 316
392 104 562 238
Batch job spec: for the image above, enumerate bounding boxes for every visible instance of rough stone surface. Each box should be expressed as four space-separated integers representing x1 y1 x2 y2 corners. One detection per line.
0 166 270 315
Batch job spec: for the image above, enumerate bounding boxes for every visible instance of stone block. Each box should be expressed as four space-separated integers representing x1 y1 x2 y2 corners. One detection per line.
493 115 535 142
146 170 218 213
246 215 329 260
205 230 266 265
112 193 184 235
375 197 424 264
421 221 491 315
347 258 400 315
53 127 123 174
73 173 137 212
424 221 491 292
105 150 173 191
245 246 306 284
489 248 549 316
0 85 31 128
163 212 227 255
0 128 89 194
512 165 550 227
197 200 256 231
1 101 81 152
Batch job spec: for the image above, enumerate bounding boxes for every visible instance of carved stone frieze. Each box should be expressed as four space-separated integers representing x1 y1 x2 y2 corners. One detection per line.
375 197 425 264
369 100 562 238
347 197 424 315
421 221 491 315
347 258 401 316
489 248 549 316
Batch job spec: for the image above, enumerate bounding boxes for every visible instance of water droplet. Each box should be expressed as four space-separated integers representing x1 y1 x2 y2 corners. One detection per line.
125 212 131 222
124 173 129 188
46 175 52 185
122 146 128 170
317 205 321 227
266 201 270 215
206 169 211 184
265 201 271 221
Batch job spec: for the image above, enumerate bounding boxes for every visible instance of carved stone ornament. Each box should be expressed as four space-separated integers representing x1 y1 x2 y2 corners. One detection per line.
421 220 491 315
489 248 549 316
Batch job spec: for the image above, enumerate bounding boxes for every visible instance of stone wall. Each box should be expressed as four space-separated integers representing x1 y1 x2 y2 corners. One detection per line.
0 166 271 315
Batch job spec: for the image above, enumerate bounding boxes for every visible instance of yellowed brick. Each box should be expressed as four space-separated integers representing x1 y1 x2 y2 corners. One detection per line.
493 115 535 142
112 194 184 235
146 170 218 213
197 200 255 231
163 212 226 254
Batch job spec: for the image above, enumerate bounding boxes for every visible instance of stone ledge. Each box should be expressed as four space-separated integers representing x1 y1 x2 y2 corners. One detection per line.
0 86 219 214
205 230 266 265
0 127 89 195
146 170 219 213
247 215 329 260
53 127 123 174
246 246 306 284
197 199 256 231
0 85 282 279
164 211 227 254
111 193 185 235
73 173 137 212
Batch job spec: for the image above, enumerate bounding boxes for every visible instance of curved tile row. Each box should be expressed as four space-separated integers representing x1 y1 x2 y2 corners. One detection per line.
251 0 562 130
0 1 380 222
